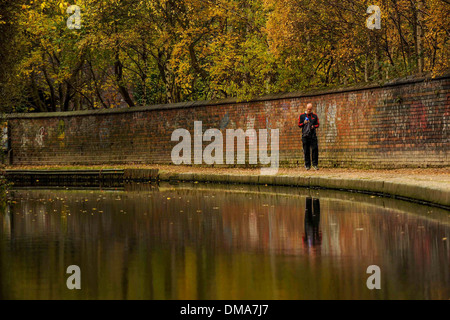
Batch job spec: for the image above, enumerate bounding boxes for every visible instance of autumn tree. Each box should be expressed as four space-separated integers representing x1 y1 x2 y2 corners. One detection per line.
0 0 448 112
264 0 449 93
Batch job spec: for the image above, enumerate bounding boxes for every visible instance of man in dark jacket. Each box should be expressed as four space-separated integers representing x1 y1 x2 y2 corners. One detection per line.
298 103 319 170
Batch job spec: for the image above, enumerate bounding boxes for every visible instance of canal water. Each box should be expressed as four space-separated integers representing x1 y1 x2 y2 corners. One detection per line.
1 183 449 300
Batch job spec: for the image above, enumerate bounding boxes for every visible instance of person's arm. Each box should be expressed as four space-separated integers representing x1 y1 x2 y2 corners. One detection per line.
314 114 319 129
298 114 304 128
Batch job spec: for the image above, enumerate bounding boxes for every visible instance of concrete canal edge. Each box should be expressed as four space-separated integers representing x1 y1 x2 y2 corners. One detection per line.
3 169 449 209
159 172 449 208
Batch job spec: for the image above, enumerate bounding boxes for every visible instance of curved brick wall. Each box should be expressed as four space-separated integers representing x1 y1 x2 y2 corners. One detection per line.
5 75 450 168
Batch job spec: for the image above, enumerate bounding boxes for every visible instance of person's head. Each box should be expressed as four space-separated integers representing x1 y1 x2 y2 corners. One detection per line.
306 103 313 114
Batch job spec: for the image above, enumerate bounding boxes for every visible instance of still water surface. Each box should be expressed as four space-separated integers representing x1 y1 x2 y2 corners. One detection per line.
1 183 449 299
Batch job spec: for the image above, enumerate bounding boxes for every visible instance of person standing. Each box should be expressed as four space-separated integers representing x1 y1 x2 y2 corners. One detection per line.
298 103 319 170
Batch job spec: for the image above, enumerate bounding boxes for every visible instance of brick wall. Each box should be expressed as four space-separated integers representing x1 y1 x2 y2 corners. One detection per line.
5 75 450 168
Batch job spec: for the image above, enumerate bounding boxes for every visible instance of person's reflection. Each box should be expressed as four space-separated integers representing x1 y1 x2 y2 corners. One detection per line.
302 197 322 247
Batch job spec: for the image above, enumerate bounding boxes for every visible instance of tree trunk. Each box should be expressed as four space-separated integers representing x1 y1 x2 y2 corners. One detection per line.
114 51 135 108
416 0 424 73
365 55 369 82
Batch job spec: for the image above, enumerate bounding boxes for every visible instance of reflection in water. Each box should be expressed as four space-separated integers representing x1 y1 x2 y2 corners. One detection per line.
0 183 449 300
303 198 321 248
